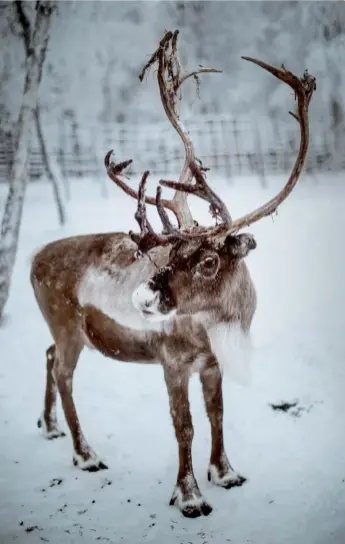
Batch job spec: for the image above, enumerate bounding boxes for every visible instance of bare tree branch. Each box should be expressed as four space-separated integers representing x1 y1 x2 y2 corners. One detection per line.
14 1 31 55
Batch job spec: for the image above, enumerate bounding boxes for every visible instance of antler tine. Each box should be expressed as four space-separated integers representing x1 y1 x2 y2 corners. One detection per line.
221 58 316 235
129 171 172 254
160 161 232 226
134 171 154 236
190 162 232 225
156 186 180 235
241 57 316 107
104 150 181 220
130 174 194 256
138 31 173 82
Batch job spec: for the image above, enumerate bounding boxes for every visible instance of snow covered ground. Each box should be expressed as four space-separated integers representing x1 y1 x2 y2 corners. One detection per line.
0 173 344 544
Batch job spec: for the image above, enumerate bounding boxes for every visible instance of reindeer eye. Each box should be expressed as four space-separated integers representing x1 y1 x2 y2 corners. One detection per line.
195 253 220 278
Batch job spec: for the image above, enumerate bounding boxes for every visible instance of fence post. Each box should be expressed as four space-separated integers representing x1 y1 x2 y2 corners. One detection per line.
58 114 70 201
254 121 266 188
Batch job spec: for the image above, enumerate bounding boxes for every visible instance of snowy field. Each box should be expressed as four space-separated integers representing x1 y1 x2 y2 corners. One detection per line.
0 173 344 544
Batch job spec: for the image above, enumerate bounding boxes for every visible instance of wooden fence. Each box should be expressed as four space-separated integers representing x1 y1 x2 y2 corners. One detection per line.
0 114 339 186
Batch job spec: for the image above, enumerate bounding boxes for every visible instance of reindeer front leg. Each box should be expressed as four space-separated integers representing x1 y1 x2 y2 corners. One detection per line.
163 366 212 518
200 357 247 489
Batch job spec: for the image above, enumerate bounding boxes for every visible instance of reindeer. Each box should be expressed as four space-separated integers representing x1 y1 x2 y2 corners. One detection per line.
30 31 316 518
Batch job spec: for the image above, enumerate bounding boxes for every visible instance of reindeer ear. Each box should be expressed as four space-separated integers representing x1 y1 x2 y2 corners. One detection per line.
225 233 257 259
195 252 220 279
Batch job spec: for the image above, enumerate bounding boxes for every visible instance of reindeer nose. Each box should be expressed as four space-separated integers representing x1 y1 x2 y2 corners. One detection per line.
132 282 159 314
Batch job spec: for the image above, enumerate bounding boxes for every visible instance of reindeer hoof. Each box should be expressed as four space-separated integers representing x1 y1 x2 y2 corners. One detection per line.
182 501 213 518
37 418 66 439
84 461 109 473
208 465 247 489
73 454 108 472
47 430 66 440
170 491 212 518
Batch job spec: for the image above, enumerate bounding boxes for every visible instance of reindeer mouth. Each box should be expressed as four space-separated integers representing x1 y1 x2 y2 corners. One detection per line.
140 306 177 323
141 309 154 317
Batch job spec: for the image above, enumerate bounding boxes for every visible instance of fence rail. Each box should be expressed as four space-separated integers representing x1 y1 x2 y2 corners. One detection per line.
0 114 340 186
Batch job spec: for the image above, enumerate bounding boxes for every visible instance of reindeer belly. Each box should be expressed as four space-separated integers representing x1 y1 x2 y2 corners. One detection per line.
77 263 163 332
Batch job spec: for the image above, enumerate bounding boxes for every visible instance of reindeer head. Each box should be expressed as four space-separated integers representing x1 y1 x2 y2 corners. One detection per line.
105 31 315 323
131 234 256 322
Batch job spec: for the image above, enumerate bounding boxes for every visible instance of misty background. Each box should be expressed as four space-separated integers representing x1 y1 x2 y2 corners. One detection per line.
1 0 344 186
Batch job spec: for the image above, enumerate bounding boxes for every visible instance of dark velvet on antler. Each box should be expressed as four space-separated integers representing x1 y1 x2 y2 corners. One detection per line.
129 171 190 255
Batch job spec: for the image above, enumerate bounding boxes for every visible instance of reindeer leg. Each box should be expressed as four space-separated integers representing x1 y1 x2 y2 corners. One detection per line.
37 344 66 439
164 366 212 518
54 336 108 472
200 357 247 489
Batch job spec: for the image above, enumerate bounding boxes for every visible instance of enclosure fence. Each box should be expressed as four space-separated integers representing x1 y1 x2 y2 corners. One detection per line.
0 114 339 187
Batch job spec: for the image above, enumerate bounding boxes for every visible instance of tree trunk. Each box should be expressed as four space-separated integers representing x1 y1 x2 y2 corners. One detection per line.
0 1 55 320
15 1 65 222
34 106 66 225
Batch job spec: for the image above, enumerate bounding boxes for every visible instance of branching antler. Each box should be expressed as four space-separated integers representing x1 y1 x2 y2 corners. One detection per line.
104 150 177 216
223 58 316 235
129 57 316 251
151 30 222 227
106 32 316 256
128 172 167 255
106 30 222 229
160 161 232 225
129 171 191 255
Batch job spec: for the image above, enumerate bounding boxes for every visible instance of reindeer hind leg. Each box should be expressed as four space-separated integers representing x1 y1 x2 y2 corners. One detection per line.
37 344 66 439
53 334 108 472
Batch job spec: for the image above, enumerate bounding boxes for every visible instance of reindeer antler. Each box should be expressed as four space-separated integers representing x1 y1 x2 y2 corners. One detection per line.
105 30 222 229
223 58 316 235
131 58 316 250
106 34 316 255
128 171 170 254
104 151 177 217
160 161 232 225
129 170 192 256
156 59 315 240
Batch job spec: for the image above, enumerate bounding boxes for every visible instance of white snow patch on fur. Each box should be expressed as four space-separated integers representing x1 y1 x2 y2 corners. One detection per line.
73 452 104 470
78 265 163 332
132 282 177 322
38 411 65 439
208 464 243 486
171 474 207 511
173 491 207 511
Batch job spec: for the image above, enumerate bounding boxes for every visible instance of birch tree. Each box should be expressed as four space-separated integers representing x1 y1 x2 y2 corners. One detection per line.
0 1 56 321
15 0 66 225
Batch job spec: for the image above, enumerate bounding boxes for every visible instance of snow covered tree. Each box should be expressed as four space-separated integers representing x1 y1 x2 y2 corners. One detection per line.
14 0 66 225
0 1 56 321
